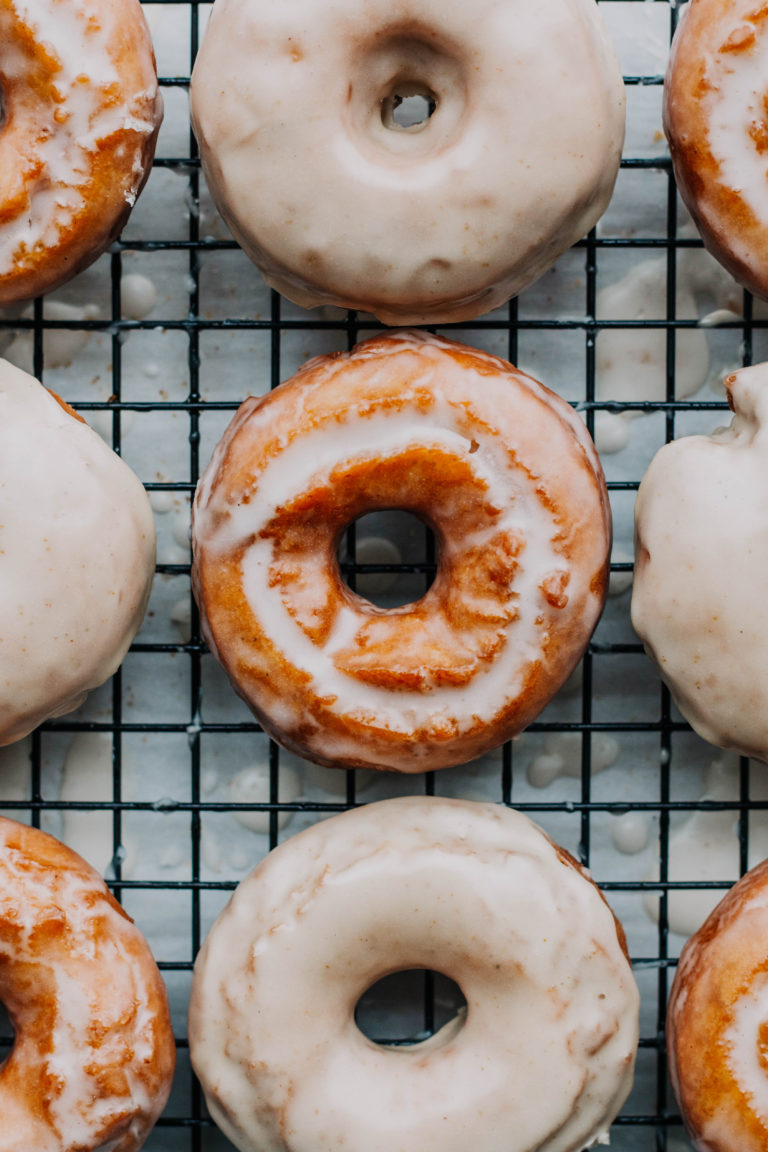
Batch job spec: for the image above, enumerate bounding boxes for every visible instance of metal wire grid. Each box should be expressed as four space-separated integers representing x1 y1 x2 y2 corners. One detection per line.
0 1 758 1148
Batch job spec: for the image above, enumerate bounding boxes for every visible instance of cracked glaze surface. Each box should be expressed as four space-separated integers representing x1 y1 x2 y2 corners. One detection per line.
0 0 163 305
189 797 639 1152
190 0 625 324
0 816 175 1152
0 358 156 747
192 331 611 773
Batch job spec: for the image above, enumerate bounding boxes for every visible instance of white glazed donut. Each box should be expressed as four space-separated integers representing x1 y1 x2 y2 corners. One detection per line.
632 361 768 764
0 0 163 306
0 358 156 746
192 330 611 774
188 797 640 1152
0 816 175 1151
664 0 768 300
190 0 625 325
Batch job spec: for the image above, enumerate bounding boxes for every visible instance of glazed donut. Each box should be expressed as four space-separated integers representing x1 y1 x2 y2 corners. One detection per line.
190 0 625 325
632 361 768 764
0 0 163 306
189 797 639 1152
0 815 175 1150
0 358 156 747
667 855 768 1151
664 0 768 299
192 330 611 773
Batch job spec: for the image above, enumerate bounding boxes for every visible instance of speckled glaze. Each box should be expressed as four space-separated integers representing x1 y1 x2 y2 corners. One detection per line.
664 0 768 299
668 857 768 1151
0 816 175 1151
632 361 768 765
192 331 611 773
189 797 639 1152
0 358 156 747
0 0 163 306
190 0 625 325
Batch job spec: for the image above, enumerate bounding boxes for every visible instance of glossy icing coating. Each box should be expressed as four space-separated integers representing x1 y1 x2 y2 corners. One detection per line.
190 0 625 325
667 856 768 1151
189 797 639 1152
664 0 768 299
632 361 768 764
0 0 163 305
192 331 611 773
0 358 156 746
0 816 175 1151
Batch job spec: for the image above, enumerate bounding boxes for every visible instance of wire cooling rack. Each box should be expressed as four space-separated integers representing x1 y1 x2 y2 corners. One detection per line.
1 2 764 1149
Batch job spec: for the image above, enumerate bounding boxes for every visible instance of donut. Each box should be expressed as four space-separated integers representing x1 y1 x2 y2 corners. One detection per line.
189 0 625 325
189 797 640 1152
667 855 768 1151
0 0 163 306
631 361 768 764
0 358 156 747
664 0 768 300
192 330 611 773
0 815 175 1150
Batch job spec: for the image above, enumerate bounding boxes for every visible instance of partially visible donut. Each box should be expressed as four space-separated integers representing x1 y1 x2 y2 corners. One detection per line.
0 815 175 1151
0 0 163 306
0 358 156 747
664 0 768 299
667 856 768 1151
190 0 625 324
192 330 611 773
189 797 640 1152
631 361 768 764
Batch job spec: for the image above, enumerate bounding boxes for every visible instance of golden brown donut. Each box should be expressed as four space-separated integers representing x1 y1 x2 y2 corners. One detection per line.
0 0 163 306
0 815 175 1151
667 856 768 1151
664 0 768 298
192 330 611 773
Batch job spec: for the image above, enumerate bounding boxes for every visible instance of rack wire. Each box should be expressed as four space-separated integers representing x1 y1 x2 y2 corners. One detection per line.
0 2 759 1148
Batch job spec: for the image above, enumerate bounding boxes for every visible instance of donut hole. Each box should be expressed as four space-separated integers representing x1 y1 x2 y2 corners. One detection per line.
381 84 437 131
0 1001 13 1068
349 30 467 158
338 510 437 608
355 969 467 1047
